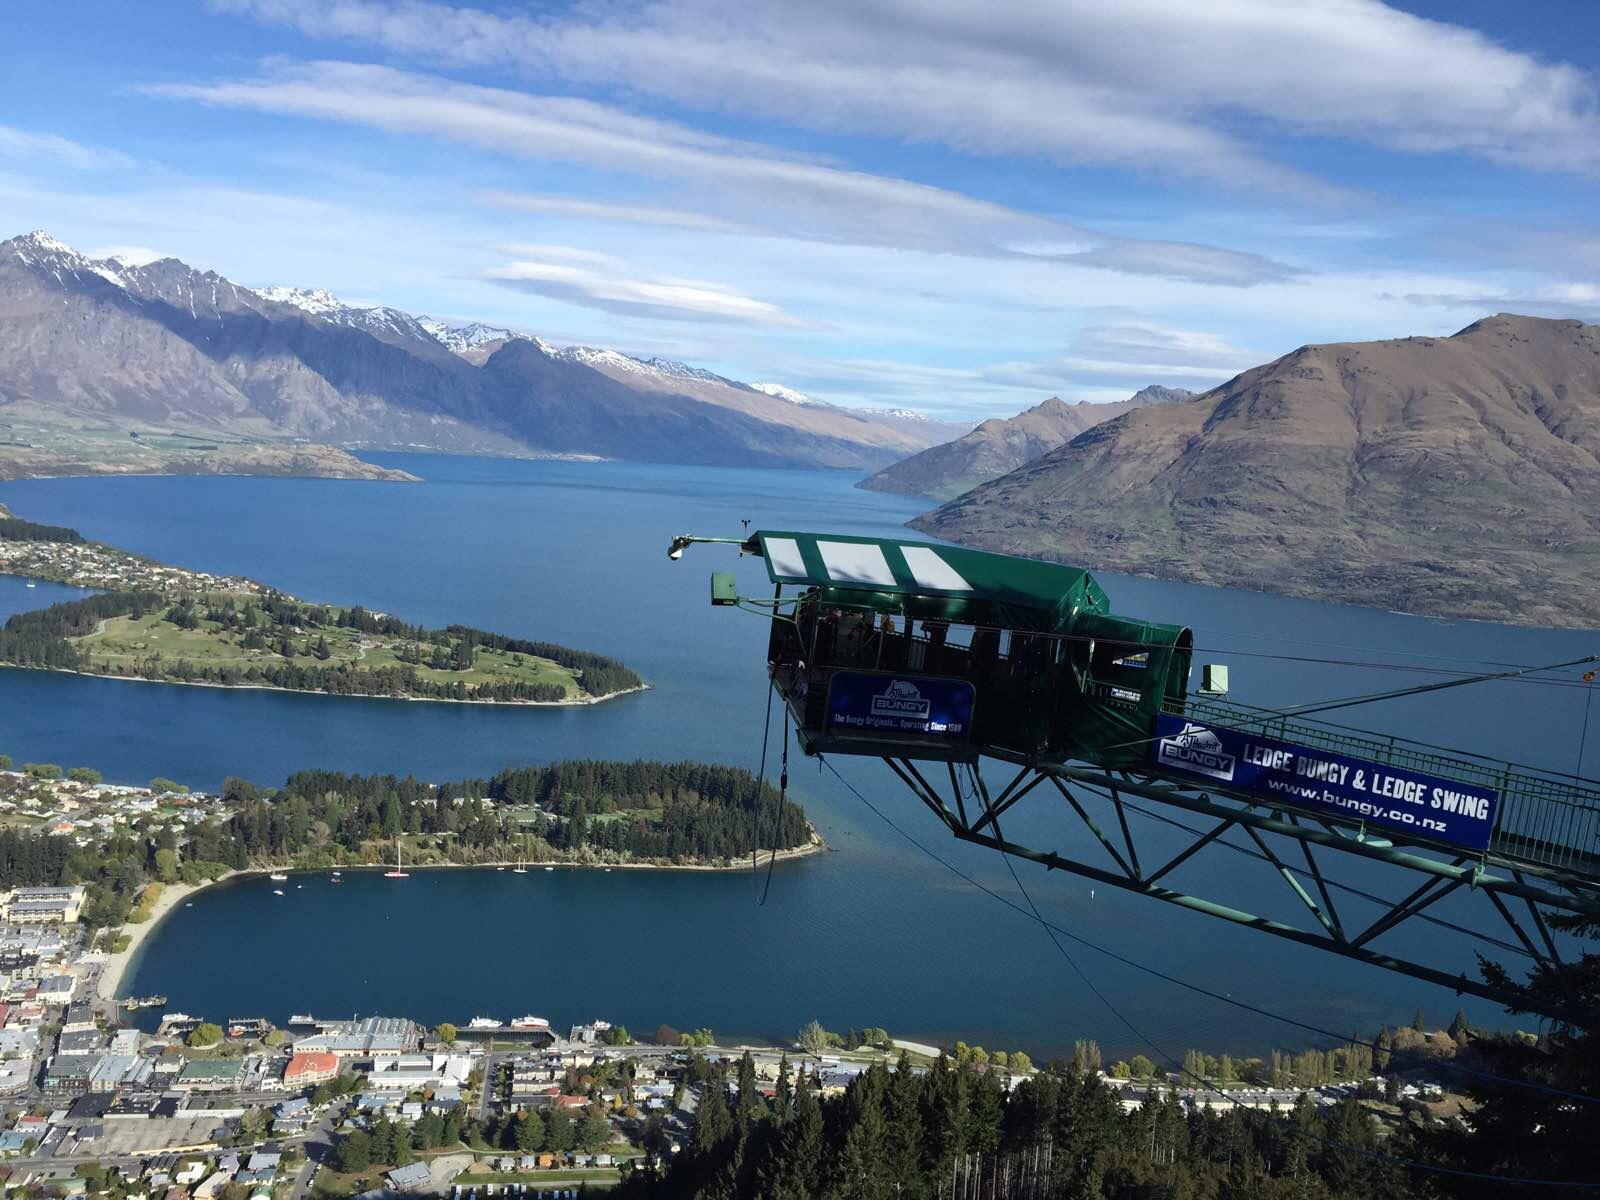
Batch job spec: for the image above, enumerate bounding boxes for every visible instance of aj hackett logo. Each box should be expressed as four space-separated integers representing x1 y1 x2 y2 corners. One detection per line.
1157 721 1237 781
871 679 931 721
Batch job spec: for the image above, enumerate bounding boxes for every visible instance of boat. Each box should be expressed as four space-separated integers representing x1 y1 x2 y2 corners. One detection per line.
509 1015 549 1030
24 581 36 588
269 872 288 882
467 1017 502 1030
330 875 342 884
543 865 555 872
121 994 167 1010
384 833 409 878
272 888 285 896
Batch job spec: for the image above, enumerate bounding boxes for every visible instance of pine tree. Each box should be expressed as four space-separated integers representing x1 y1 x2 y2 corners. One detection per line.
693 1075 734 1154
736 1050 762 1124
774 1052 793 1119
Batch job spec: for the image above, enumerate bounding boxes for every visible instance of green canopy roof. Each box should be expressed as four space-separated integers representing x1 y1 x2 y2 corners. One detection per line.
751 530 1108 627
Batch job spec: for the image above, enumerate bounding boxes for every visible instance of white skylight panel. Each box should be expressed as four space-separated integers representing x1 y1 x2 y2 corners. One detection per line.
818 540 896 587
901 546 972 592
765 537 807 580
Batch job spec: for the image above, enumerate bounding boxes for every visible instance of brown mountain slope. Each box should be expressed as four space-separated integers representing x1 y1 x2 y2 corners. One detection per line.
860 387 1194 500
915 315 1600 628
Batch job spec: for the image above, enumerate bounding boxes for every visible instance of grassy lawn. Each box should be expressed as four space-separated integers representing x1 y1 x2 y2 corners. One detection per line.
72 609 582 698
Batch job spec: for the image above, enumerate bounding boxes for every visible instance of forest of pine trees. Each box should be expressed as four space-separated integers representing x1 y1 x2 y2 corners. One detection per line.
0 516 85 544
617 1052 1414 1200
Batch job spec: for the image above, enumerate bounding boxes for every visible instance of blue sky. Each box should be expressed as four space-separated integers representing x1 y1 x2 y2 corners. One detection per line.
4 0 1599 419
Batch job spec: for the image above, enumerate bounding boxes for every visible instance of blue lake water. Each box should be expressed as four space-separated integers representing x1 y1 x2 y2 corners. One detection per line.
1 455 1593 1059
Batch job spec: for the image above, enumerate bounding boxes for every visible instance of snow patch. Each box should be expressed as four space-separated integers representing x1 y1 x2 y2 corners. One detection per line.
751 381 824 406
419 318 517 354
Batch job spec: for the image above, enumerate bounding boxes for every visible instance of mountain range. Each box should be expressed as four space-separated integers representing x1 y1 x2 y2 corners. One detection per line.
916 314 1600 628
859 386 1195 500
0 231 959 478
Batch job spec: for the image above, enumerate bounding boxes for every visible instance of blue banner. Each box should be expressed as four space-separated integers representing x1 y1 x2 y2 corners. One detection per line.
1152 713 1499 851
827 672 975 741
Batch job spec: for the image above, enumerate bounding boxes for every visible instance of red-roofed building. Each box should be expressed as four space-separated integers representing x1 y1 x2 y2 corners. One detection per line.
283 1051 339 1087
556 1094 589 1109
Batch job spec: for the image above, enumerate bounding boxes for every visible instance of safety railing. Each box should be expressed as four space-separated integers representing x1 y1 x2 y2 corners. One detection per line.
1170 697 1600 877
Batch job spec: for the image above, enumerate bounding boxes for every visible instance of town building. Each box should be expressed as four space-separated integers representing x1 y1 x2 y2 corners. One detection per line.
0 886 85 924
282 1050 339 1087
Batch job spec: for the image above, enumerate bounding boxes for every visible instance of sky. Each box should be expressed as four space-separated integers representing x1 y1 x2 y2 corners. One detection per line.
3 0 1600 420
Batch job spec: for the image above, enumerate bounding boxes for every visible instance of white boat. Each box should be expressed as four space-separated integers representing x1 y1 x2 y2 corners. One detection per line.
384 833 409 878
269 872 288 882
272 888 285 896
24 581 36 588
509 1015 549 1030
467 1017 501 1029
544 865 555 872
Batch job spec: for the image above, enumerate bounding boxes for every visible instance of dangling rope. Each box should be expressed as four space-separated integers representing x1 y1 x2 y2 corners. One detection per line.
1577 670 1596 779
750 682 775 901
749 683 787 907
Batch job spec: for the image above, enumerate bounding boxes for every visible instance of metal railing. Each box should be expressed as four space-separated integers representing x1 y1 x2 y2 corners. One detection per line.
1172 697 1600 876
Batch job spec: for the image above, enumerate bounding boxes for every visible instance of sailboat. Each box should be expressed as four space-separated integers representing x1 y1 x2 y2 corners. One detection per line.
512 838 528 874
384 834 409 878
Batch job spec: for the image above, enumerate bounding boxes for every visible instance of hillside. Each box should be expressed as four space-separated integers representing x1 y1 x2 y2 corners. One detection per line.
916 315 1600 628
860 387 1194 499
0 231 956 477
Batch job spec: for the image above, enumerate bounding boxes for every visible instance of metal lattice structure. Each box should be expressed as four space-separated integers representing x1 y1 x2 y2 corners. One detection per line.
862 744 1599 1026
672 528 1600 1025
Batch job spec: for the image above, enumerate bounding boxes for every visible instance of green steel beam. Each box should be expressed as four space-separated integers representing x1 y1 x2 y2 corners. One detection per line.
1048 766 1600 920
931 791 1594 1025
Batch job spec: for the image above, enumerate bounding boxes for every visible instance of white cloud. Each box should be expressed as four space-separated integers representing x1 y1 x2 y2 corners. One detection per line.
483 247 807 327
213 0 1600 185
151 60 1296 285
0 125 134 171
481 190 755 234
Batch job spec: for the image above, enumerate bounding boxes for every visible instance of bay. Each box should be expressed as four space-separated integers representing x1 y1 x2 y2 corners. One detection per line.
1 455 1592 1059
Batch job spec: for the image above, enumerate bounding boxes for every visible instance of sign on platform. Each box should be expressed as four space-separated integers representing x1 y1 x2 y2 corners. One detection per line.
826 672 975 741
1152 713 1499 851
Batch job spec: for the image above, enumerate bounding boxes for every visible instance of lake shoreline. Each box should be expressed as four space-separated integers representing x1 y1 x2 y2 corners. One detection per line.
101 836 826 1003
97 871 241 1004
0 662 650 708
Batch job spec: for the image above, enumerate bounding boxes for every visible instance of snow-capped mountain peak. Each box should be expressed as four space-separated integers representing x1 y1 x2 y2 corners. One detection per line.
15 230 77 256
418 318 517 354
751 381 827 407
255 286 350 317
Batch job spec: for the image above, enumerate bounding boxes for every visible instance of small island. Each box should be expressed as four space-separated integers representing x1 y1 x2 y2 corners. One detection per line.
0 509 642 704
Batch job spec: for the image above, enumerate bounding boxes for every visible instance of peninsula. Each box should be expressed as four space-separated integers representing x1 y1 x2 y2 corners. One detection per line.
0 757 821 1003
0 507 642 704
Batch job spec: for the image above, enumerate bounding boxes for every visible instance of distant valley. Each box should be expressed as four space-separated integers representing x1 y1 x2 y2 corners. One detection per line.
0 231 961 480
916 314 1600 628
859 386 1195 500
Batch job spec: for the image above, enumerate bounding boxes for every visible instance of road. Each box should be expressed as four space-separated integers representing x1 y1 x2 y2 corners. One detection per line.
289 1108 340 1200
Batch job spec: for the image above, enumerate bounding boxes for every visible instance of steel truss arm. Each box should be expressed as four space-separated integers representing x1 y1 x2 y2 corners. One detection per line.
877 755 1597 1026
